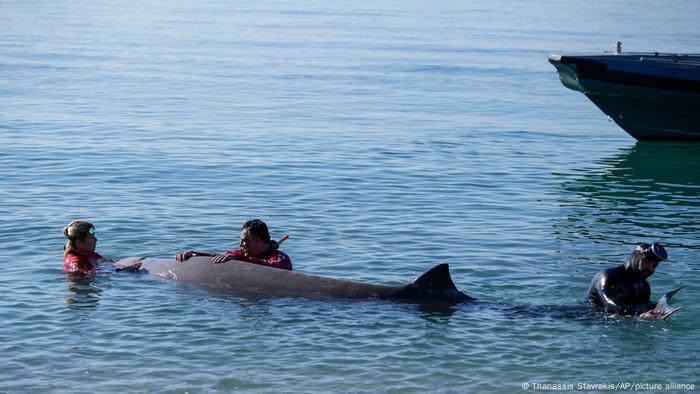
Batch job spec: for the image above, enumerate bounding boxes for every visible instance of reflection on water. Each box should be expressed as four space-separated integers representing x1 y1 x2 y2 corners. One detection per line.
64 275 103 310
504 302 594 320
552 142 700 248
415 302 460 322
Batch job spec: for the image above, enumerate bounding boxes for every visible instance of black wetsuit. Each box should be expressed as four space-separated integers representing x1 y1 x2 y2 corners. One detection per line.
587 262 654 316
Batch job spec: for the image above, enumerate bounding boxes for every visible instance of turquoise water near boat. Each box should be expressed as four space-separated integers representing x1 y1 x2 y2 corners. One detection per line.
1 1 699 392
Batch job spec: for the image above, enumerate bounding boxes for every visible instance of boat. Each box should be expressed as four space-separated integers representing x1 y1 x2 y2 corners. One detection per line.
548 42 700 141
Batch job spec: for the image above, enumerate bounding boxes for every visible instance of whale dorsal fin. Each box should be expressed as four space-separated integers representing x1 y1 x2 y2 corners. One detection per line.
412 264 476 301
413 264 457 292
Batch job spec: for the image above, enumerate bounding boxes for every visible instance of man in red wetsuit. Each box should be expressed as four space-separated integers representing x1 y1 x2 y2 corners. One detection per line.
175 219 292 270
63 220 110 275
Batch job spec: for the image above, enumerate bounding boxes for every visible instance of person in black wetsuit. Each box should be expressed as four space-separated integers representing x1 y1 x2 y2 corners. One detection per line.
587 242 668 317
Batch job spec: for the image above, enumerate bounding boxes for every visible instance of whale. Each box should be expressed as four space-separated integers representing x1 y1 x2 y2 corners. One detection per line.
648 286 685 320
115 256 475 303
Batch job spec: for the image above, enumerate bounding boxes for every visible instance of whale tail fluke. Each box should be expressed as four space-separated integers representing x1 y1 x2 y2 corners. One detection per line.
411 264 476 302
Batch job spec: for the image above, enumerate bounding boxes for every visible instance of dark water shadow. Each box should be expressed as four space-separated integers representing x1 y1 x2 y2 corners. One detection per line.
156 278 469 323
414 301 461 321
552 142 700 247
492 300 687 326
100 272 687 327
64 275 104 310
503 301 595 320
61 262 130 310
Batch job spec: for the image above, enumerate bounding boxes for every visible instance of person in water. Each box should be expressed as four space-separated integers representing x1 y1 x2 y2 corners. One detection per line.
587 242 668 318
175 219 292 270
63 220 112 275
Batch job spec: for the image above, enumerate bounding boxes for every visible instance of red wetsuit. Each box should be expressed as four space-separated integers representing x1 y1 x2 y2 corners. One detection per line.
64 251 103 275
193 248 292 271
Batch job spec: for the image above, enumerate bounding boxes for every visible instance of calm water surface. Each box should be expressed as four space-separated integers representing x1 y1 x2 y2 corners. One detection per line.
1 1 699 393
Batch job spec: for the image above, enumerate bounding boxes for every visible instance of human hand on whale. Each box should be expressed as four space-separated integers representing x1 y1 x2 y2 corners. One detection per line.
175 250 236 264
114 256 144 272
175 250 196 262
587 243 684 320
638 286 685 320
174 221 292 269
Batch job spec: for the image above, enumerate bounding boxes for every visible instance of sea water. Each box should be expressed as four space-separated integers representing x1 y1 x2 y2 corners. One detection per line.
1 0 699 392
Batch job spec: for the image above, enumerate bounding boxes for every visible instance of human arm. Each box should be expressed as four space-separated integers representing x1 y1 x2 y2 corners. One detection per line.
228 250 292 270
175 250 215 262
178 249 250 264
212 249 245 264
95 252 115 264
635 281 665 318
594 275 637 316
212 249 292 270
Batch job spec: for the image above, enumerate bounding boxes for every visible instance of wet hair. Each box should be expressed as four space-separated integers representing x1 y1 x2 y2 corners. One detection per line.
625 243 648 270
241 219 270 243
625 243 664 273
63 220 94 256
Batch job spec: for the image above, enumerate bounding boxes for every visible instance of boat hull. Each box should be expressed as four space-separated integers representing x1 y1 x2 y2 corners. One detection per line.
549 53 700 140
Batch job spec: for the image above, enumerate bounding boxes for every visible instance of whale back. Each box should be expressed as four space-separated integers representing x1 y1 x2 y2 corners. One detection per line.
118 257 473 302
